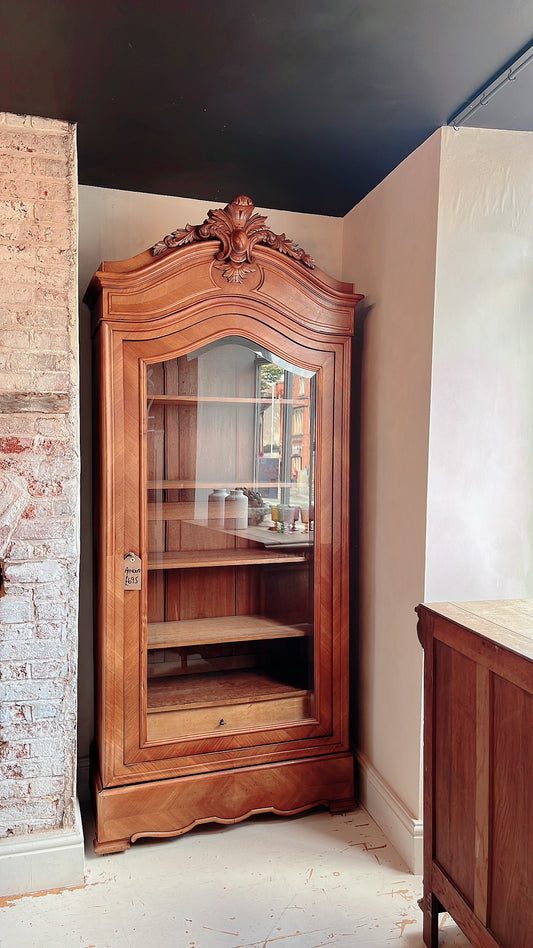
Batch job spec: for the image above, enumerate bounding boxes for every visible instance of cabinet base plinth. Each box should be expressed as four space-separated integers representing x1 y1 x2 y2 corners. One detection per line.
91 753 355 854
93 836 131 855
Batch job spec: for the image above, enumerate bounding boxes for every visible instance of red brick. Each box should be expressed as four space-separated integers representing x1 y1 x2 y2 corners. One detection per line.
37 180 71 202
0 221 72 246
0 244 36 264
0 329 31 348
0 152 32 174
0 436 33 454
0 128 70 156
30 116 70 132
0 178 40 201
0 262 35 283
31 156 69 178
0 199 31 220
21 505 37 519
35 246 73 267
0 284 33 303
33 201 71 223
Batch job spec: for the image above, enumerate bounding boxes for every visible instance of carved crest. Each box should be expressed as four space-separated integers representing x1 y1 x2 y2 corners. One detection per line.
152 195 315 283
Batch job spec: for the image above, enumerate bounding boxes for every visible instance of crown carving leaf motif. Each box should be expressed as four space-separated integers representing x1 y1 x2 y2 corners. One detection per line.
152 195 315 283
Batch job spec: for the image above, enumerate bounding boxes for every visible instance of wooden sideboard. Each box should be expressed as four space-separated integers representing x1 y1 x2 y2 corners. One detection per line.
417 599 533 948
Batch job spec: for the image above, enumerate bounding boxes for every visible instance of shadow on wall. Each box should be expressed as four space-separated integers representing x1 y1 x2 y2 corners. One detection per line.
349 299 372 798
77 298 94 799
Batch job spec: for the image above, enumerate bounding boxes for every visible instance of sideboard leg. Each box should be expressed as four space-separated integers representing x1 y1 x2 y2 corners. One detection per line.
420 891 440 947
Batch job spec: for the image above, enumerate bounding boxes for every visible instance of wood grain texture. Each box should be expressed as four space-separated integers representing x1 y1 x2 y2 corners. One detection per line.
88 203 361 849
418 600 533 948
147 614 311 648
433 639 476 905
490 675 533 948
91 753 356 853
148 549 306 569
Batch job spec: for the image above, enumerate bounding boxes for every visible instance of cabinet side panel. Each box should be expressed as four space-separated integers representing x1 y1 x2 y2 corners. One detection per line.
434 639 476 906
490 676 533 948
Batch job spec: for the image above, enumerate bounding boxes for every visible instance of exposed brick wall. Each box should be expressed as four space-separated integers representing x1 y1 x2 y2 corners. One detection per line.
0 113 79 837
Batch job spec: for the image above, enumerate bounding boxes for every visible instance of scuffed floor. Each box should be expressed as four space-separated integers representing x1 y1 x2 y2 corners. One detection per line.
0 805 470 947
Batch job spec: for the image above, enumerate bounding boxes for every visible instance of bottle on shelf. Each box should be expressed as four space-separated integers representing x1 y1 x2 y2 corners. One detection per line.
225 488 248 529
208 488 227 525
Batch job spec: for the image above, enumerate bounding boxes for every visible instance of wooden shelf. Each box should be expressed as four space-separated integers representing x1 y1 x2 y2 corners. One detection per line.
148 394 309 406
147 480 293 490
147 614 312 649
147 548 307 570
147 502 204 521
147 669 308 712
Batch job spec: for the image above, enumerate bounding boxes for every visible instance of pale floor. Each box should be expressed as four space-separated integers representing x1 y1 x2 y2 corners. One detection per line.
0 804 471 948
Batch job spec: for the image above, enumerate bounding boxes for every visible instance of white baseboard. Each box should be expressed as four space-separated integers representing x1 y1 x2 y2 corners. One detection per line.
355 750 423 874
0 797 85 897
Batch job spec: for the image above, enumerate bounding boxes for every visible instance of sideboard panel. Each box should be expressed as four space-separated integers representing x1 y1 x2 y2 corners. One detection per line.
490 675 533 948
434 640 476 908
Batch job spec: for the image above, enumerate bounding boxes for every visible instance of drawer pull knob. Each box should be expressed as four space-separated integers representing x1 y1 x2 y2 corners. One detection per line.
219 718 226 726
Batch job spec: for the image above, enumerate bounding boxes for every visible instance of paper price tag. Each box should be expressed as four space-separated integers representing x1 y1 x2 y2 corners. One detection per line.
124 553 142 590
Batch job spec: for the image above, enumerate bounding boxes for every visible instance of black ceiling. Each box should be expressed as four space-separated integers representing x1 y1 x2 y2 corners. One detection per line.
2 1 533 216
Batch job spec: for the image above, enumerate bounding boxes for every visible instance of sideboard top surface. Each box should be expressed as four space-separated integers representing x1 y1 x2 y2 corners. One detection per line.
418 598 533 661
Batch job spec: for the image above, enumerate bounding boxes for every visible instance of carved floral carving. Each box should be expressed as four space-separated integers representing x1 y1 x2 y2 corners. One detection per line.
152 195 315 283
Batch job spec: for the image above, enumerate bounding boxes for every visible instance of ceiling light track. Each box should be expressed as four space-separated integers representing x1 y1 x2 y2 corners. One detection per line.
448 40 533 128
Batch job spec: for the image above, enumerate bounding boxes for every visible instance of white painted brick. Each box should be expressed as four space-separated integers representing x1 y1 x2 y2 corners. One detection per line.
28 776 64 796
2 678 67 700
0 111 78 841
31 659 69 679
0 199 31 220
9 539 74 560
28 738 67 758
4 113 32 127
30 116 70 132
35 416 70 438
32 702 60 720
5 718 67 743
3 756 64 778
0 127 70 156
0 661 31 680
0 623 34 641
31 156 69 177
0 641 66 661
33 370 71 392
0 704 33 724
35 621 65 640
0 740 31 760
34 600 68 622
0 807 59 832
31 581 68 600
0 152 32 174
0 596 33 623
14 518 74 540
6 560 68 584
0 369 34 390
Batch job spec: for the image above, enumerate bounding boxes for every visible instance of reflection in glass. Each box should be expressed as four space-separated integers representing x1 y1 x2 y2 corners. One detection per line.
144 337 316 743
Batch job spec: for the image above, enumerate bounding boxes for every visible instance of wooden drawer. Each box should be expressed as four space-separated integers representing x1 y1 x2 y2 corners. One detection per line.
147 692 309 742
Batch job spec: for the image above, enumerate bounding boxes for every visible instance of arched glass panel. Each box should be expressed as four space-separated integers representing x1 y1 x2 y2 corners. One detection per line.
143 337 316 743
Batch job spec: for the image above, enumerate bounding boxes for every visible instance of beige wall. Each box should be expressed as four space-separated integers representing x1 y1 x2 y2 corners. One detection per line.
341 126 533 871
426 126 533 601
341 131 441 857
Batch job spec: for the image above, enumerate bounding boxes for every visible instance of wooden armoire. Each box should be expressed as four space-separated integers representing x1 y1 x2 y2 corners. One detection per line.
84 195 363 853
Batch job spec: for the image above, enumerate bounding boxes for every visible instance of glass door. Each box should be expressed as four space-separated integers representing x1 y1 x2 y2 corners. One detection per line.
143 337 317 744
